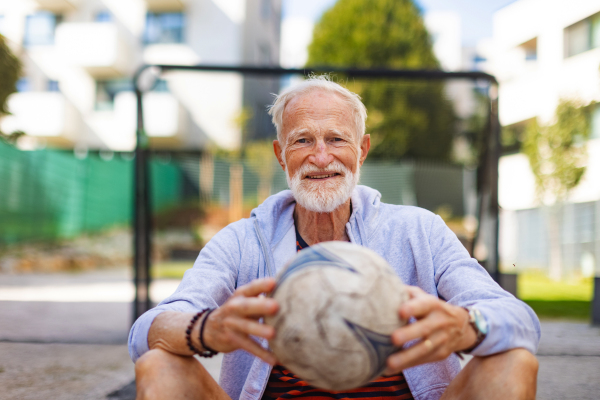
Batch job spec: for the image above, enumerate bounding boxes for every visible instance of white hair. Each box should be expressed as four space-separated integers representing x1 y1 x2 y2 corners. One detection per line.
268 74 367 144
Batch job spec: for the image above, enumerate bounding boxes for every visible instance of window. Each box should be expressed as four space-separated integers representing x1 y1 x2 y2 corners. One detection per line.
564 12 600 58
143 13 184 44
152 79 169 92
519 38 537 61
95 79 133 111
95 79 168 110
95 11 112 23
47 80 60 92
23 11 61 46
16 78 31 92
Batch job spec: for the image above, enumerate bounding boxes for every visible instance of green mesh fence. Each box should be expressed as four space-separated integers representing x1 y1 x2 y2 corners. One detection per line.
173 155 473 217
0 141 183 244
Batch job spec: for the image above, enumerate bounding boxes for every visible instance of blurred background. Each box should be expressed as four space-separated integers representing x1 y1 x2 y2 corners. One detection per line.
0 0 599 399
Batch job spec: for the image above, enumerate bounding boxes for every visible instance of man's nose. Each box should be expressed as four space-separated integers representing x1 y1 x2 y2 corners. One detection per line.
309 140 333 168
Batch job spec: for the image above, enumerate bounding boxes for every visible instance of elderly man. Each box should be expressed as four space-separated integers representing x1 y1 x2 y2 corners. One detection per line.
129 77 540 400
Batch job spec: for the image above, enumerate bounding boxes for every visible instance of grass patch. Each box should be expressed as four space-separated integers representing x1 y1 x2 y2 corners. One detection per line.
152 261 193 279
518 271 593 301
523 300 591 321
518 270 594 320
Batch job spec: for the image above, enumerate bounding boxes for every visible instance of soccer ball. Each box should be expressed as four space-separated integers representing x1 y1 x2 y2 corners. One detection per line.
264 241 409 391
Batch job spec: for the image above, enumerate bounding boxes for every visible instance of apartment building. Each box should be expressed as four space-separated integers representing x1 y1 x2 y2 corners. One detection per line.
0 0 281 152
489 0 600 275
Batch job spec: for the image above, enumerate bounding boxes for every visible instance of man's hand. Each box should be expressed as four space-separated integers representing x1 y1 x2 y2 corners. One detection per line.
203 278 279 365
384 286 477 375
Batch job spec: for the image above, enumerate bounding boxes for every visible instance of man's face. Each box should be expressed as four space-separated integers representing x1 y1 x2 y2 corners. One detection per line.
273 90 370 212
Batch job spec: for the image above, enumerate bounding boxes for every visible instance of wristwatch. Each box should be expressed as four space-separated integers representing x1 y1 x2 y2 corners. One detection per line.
462 306 488 353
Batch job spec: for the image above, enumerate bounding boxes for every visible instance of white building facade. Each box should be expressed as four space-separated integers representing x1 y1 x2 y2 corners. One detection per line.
0 0 281 152
490 0 600 276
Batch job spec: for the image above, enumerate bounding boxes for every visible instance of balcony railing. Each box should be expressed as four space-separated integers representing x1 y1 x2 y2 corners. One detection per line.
0 92 75 145
56 22 134 78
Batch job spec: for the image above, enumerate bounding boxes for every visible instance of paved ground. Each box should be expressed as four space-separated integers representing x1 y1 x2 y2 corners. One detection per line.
1 269 599 399
535 322 600 400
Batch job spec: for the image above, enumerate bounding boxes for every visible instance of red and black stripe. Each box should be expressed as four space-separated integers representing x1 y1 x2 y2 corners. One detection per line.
262 365 413 400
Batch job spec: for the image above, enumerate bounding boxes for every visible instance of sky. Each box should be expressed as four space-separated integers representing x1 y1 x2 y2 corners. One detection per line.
282 0 518 46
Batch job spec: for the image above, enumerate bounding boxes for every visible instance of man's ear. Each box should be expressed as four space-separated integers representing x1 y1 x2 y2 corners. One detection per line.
359 134 370 166
273 140 286 171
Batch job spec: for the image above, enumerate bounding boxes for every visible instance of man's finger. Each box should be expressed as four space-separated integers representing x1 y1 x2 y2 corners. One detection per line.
225 318 275 339
229 332 277 365
227 296 279 317
391 318 438 347
385 331 445 373
233 278 277 298
399 294 438 320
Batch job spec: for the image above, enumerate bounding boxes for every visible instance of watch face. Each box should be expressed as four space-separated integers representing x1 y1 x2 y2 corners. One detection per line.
472 308 489 335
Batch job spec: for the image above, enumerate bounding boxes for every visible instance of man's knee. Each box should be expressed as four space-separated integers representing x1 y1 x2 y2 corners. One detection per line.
497 348 539 377
482 348 538 400
135 349 173 377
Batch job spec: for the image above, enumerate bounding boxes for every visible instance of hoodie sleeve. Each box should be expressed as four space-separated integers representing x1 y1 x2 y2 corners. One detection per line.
429 215 541 356
128 222 244 362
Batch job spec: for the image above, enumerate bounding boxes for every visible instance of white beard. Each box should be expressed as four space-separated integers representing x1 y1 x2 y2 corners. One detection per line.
285 159 360 213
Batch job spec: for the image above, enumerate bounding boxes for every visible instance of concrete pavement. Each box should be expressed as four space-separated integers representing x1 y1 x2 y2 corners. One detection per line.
1 268 599 399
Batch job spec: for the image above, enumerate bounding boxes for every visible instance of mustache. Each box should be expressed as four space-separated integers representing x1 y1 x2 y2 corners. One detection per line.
293 161 350 178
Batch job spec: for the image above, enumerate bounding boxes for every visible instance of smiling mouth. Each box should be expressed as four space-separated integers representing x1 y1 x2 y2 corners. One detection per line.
305 173 341 180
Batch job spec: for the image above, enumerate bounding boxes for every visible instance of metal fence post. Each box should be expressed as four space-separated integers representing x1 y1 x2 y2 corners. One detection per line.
593 277 600 326
133 87 152 324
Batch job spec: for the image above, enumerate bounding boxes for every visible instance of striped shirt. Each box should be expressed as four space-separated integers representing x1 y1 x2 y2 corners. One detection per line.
261 230 414 400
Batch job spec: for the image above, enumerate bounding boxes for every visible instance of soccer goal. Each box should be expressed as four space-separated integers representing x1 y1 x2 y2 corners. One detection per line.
130 65 501 321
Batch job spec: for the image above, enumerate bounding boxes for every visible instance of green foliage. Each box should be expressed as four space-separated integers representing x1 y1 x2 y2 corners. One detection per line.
308 0 438 69
306 0 456 160
245 140 277 179
0 34 23 144
522 99 591 204
523 300 590 321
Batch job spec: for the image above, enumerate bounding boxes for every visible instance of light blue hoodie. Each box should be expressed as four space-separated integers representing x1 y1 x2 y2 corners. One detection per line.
129 185 540 400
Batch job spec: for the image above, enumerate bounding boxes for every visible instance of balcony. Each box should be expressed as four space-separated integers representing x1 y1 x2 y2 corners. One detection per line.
55 22 134 78
88 92 187 151
0 92 75 146
499 73 542 126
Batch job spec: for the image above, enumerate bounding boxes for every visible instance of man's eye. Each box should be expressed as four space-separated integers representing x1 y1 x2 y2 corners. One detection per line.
333 138 344 142
298 138 307 143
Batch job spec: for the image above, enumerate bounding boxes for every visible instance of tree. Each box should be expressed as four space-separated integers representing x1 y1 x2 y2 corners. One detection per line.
522 99 591 280
0 34 23 144
306 0 456 160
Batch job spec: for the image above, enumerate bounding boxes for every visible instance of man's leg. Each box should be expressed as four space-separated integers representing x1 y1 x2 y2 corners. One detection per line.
135 349 231 400
440 348 538 400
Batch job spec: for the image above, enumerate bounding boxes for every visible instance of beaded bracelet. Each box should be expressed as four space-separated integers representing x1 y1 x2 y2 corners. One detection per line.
199 308 218 358
185 309 218 358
